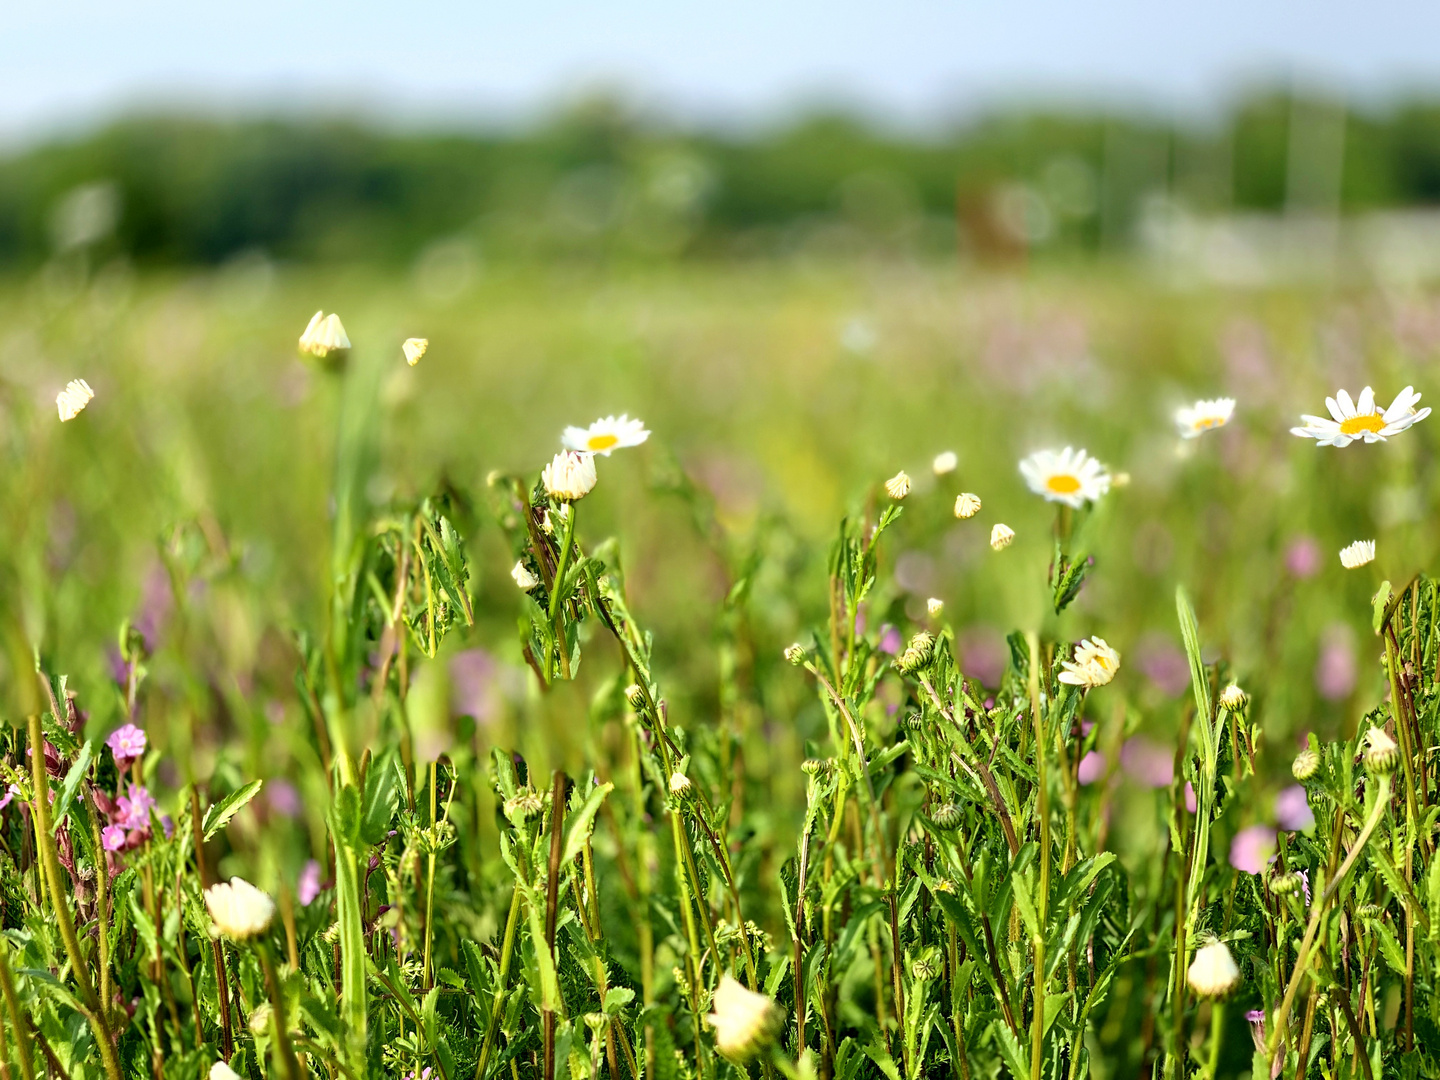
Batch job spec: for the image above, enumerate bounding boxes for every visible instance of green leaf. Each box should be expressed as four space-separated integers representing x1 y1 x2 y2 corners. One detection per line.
1176 586 1212 726
360 755 402 845
53 740 94 826
561 781 614 867
603 987 635 1015
1373 581 1394 635
203 779 263 840
130 892 159 963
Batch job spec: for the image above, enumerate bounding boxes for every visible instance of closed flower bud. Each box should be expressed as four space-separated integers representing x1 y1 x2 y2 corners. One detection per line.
542 450 598 502
1356 903 1384 921
248 1003 272 1037
932 451 958 475
1363 727 1399 775
402 337 429 366
784 643 806 666
204 877 275 941
668 772 693 803
504 791 543 826
1269 871 1302 896
298 311 351 358
706 975 785 1064
884 471 911 500
896 631 935 674
1291 748 1320 782
211 1064 242 1080
954 492 981 519
901 711 928 732
930 803 962 830
990 523 1015 551
910 956 940 981
511 561 540 591
1186 940 1240 998
800 758 830 777
1219 684 1246 710
625 684 648 711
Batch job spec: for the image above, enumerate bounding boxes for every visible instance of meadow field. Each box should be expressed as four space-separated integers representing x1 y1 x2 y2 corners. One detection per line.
2 254 1438 1078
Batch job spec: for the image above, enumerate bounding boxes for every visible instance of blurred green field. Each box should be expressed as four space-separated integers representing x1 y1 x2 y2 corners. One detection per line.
5 256 1439 1076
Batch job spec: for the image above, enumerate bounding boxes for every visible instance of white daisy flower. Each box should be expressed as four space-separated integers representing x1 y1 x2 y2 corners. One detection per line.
298 311 351 357
884 471 911 499
511 561 540 590
542 450 597 501
402 338 428 366
1019 448 1110 509
989 523 1015 550
954 492 982 519
1175 397 1236 439
562 414 649 456
1058 637 1120 688
1290 386 1430 447
932 450 958 475
204 877 275 941
706 975 785 1063
1187 940 1240 998
56 378 95 421
1339 540 1375 569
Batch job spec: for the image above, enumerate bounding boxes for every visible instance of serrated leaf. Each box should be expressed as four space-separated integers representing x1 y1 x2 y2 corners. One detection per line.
53 740 93 826
203 779 263 840
561 781 613 868
1373 581 1394 635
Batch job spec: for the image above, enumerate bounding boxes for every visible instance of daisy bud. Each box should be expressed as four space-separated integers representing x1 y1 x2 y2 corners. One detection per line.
668 772 693 803
298 311 351 358
1363 727 1399 774
884 471 912 500
1292 747 1320 782
901 711 927 732
1219 684 1246 710
990 523 1015 551
1111 471 1131 488
1186 940 1240 999
542 450 598 502
705 975 785 1064
625 684 647 711
932 451 958 475
504 791 543 826
954 492 982 519
511 561 540 591
784 643 806 666
1357 903 1384 921
248 1003 272 1037
1269 871 1303 896
910 956 940 981
56 378 95 422
800 758 830 777
930 803 962 830
1339 540 1376 570
402 337 429 366
204 877 276 941
896 631 935 674
926 597 944 618
211 1063 242 1080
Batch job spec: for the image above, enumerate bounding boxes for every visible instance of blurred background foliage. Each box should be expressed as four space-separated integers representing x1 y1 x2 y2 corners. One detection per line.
7 88 1440 268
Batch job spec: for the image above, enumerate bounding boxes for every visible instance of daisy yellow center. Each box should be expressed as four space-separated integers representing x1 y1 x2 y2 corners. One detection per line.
1338 413 1385 436
1193 417 1222 430
1046 474 1082 495
587 434 619 450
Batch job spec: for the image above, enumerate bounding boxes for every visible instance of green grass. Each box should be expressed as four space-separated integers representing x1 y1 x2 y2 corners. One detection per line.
2 257 1439 1078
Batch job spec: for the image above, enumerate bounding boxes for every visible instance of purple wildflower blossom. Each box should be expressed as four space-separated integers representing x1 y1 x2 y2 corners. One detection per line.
1274 785 1314 831
299 859 323 906
1230 825 1277 875
117 784 156 830
107 724 147 769
1077 751 1106 785
102 824 127 851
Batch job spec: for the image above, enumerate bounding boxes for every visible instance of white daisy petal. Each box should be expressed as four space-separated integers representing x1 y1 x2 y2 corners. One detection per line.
1355 386 1375 415
1293 386 1428 447
561 414 650 456
1019 448 1110 509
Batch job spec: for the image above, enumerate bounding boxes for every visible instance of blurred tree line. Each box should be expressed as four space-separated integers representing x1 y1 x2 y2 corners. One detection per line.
4 88 1440 267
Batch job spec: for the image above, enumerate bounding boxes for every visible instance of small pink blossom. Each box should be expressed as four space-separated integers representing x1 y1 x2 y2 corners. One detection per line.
102 824 127 851
1121 737 1174 788
1077 751 1106 785
1315 624 1356 701
1184 781 1197 814
107 724 147 768
1275 785 1314 831
117 784 156 830
298 859 323 906
1230 825 1277 875
0 784 17 810
1286 536 1321 578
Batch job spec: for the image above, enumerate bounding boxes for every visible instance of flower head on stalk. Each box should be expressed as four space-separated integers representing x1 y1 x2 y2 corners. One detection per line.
402 338 428 366
57 379 95 421
542 451 597 502
1175 398 1236 439
107 723 146 769
562 415 649 456
1339 540 1375 569
1019 447 1110 509
1291 386 1430 446
298 311 350 358
1187 940 1241 998
205 876 276 941
1058 637 1120 688
705 975 785 1063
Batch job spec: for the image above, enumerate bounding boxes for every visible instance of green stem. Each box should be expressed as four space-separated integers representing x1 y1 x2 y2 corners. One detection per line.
544 503 578 680
1204 1002 1223 1079
1027 633 1048 1080
474 886 522 1080
424 760 438 990
259 943 302 1080
0 938 36 1080
27 691 123 1080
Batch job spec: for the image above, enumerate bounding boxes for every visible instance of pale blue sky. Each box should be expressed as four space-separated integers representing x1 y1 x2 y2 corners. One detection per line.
5 0 1439 141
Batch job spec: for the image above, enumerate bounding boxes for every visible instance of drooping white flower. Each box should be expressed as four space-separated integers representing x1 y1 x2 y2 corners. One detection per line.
210 1063 242 1080
884 471 911 500
1290 386 1430 447
954 492 982 519
989 523 1015 551
204 877 275 941
56 379 95 422
1058 637 1120 688
1175 397 1236 439
705 975 785 1063
926 597 944 617
402 337 429 366
562 414 650 456
298 311 351 357
1339 540 1375 569
1187 940 1240 998
1019 448 1110 509
511 561 540 590
542 451 597 502
932 451 958 475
